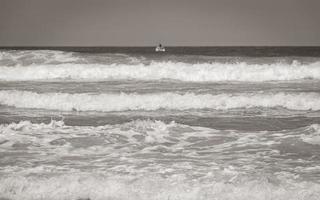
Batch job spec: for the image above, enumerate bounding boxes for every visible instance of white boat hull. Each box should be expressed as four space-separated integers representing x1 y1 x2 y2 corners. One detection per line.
155 47 166 52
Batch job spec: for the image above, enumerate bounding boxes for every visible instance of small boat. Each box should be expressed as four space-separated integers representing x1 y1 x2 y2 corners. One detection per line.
155 44 165 52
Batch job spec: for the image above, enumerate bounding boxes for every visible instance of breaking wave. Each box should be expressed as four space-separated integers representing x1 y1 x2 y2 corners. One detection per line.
1 90 320 111
1 61 320 82
0 50 81 65
1 120 320 200
1 173 320 200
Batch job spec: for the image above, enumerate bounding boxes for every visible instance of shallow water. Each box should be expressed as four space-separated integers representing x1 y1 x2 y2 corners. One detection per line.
0 49 320 200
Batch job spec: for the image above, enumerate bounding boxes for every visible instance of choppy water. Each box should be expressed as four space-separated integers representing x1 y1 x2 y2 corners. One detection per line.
0 49 320 200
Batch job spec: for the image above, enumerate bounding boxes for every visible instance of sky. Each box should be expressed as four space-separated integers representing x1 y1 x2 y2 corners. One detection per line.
0 0 320 46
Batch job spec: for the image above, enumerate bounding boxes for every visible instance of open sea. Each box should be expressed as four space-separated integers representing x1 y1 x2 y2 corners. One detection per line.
0 47 320 200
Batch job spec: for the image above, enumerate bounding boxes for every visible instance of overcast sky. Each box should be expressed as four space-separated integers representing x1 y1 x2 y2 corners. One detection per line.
0 0 320 46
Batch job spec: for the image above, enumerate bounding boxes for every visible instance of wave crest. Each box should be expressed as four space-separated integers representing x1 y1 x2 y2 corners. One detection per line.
1 61 320 82
1 90 320 111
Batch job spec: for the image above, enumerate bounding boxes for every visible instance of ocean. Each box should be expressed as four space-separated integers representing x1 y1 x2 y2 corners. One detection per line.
0 47 320 200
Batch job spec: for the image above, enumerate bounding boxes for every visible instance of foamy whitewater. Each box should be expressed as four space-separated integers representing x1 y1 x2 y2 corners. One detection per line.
0 49 320 200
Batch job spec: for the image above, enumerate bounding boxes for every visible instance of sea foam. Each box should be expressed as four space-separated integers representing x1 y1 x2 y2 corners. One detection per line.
1 173 320 200
0 50 80 65
1 90 320 111
1 61 320 82
1 120 320 200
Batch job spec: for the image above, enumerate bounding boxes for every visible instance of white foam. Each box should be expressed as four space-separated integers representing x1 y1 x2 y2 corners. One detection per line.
1 121 320 200
0 119 211 147
0 50 80 65
1 60 320 82
0 120 215 172
0 173 320 200
301 124 320 145
0 90 320 111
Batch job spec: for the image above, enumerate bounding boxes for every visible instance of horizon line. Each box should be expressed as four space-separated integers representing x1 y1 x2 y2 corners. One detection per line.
1 45 320 48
